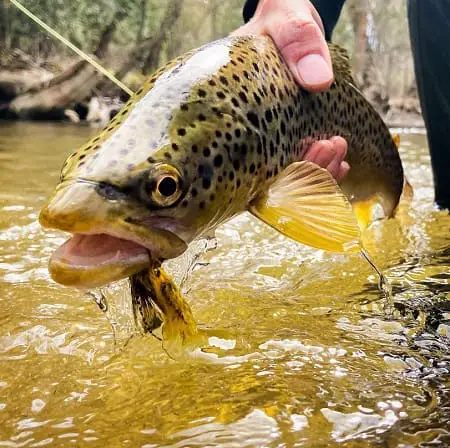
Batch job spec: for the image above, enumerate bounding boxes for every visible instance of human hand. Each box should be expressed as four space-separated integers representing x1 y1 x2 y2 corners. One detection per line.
234 0 333 92
305 137 350 183
234 0 349 183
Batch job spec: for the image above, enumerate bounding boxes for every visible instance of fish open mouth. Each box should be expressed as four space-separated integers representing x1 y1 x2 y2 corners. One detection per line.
40 180 188 288
48 233 152 288
54 234 149 268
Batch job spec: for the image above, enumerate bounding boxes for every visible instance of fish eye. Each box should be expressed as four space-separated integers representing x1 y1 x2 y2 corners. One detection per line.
148 164 183 206
157 176 178 197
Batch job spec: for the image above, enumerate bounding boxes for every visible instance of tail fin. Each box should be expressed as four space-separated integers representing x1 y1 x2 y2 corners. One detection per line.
401 177 414 202
392 133 401 148
391 133 414 203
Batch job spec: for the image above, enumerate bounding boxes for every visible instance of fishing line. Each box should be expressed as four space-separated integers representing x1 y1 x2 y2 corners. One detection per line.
8 0 134 97
360 248 394 317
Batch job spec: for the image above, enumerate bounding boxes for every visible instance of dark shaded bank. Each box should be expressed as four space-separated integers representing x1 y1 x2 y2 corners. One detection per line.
0 48 424 128
0 9 128 123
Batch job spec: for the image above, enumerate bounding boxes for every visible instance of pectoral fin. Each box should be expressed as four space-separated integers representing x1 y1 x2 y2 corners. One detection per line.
249 161 361 253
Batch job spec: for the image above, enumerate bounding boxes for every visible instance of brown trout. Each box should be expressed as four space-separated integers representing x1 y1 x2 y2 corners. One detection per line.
39 35 404 288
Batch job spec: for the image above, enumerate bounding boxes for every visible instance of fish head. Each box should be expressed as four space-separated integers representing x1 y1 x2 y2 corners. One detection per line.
40 37 260 288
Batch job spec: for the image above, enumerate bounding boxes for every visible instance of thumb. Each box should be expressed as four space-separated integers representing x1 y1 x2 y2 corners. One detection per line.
266 8 333 92
233 0 333 92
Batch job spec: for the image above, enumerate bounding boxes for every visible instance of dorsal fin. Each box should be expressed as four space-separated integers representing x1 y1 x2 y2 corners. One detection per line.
328 43 356 86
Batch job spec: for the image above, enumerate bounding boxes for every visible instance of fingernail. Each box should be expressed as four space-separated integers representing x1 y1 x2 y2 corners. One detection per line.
296 54 333 88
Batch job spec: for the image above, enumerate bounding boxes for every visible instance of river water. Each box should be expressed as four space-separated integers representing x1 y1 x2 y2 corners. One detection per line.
0 122 449 447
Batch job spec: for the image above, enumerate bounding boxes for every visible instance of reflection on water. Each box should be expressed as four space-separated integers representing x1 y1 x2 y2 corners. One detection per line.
0 122 449 447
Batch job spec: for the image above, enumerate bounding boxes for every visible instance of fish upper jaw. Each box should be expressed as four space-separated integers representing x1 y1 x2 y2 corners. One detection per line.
39 179 188 288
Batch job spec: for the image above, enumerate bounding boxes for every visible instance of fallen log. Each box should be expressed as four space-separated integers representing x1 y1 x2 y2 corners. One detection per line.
8 59 99 119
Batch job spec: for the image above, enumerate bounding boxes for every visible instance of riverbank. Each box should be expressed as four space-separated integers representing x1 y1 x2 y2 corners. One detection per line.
1 49 424 128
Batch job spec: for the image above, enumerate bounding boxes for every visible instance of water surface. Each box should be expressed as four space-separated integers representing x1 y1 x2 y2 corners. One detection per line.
0 122 449 447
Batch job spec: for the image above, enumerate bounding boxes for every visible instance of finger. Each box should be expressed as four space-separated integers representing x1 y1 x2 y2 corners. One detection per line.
265 5 333 91
233 0 334 92
311 140 336 167
335 161 350 184
304 140 323 162
326 156 341 179
329 136 348 162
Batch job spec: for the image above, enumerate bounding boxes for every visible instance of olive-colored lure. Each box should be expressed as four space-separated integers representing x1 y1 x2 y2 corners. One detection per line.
130 266 198 342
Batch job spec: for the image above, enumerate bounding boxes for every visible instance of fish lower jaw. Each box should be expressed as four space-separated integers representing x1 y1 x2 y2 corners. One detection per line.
45 226 188 288
49 233 151 288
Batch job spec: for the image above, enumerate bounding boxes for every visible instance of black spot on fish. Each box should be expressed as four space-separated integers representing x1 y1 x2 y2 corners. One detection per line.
264 109 273 123
246 112 259 129
270 141 276 157
239 92 248 103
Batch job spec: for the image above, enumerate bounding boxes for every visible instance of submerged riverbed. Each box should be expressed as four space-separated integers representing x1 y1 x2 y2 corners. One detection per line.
0 122 449 447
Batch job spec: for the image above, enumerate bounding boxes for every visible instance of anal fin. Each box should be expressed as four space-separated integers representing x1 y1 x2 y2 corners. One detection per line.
352 195 386 230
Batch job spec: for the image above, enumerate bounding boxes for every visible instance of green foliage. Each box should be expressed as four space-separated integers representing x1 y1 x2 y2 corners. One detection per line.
2 0 414 99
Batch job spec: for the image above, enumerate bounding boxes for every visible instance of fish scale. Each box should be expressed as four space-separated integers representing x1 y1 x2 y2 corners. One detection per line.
63 36 403 227
40 35 405 288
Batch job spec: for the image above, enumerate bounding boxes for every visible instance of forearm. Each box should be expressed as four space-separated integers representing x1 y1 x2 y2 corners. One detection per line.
243 0 347 41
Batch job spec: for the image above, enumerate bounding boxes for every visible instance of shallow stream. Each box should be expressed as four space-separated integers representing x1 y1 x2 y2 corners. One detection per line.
0 122 449 447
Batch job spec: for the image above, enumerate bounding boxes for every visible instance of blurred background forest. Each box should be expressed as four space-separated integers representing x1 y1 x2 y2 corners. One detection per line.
0 0 422 125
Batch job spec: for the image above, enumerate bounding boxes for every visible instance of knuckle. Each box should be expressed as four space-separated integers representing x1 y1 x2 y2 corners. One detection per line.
270 16 326 64
278 17 322 47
